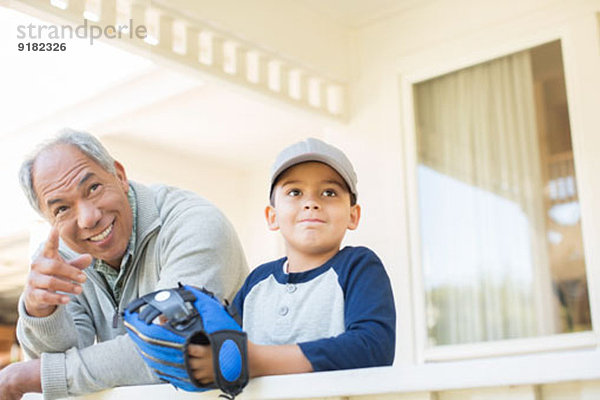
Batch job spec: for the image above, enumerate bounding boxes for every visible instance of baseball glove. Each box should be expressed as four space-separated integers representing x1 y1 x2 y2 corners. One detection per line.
123 283 249 399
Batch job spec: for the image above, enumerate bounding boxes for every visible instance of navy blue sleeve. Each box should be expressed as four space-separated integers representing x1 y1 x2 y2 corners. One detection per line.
298 248 396 370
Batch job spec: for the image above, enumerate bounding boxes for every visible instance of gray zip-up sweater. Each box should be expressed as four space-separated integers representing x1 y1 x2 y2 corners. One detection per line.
16 182 248 399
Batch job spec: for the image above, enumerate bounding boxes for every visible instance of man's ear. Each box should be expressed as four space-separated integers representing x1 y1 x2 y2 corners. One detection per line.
113 161 129 192
347 204 361 231
265 205 279 231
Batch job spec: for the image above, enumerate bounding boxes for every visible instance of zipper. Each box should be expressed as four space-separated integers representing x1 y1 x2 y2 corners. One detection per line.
85 224 160 329
115 225 160 328
85 269 120 328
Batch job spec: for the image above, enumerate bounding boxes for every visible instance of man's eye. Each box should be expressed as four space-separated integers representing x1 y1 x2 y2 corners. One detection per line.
288 189 301 197
322 189 337 197
89 183 101 193
54 206 68 216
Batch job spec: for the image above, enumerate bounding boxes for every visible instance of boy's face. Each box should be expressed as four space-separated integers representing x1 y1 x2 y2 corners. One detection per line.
266 162 360 258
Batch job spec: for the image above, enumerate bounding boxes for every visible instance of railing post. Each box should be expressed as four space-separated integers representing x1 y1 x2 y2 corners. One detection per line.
256 53 270 89
185 26 199 62
279 63 290 96
101 0 116 25
66 0 85 18
318 79 327 110
235 45 248 80
212 34 225 72
299 71 309 104
158 14 173 51
130 2 146 33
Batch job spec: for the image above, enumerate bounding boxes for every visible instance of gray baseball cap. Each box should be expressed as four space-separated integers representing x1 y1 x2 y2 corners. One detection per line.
269 137 357 201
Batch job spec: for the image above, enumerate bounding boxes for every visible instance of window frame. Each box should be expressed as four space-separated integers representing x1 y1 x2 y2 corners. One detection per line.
398 22 600 363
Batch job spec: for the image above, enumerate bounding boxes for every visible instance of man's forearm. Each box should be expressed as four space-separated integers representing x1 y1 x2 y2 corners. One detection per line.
0 359 42 400
17 300 85 357
58 334 159 397
247 342 313 377
15 359 42 392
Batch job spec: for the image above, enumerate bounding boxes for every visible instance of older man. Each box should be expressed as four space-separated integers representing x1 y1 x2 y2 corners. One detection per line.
0 130 248 399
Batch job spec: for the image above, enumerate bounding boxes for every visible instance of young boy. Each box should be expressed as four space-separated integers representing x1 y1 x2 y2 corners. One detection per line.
188 138 396 383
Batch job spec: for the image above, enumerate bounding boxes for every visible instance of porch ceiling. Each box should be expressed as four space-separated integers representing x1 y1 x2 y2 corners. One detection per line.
92 74 342 168
298 0 428 28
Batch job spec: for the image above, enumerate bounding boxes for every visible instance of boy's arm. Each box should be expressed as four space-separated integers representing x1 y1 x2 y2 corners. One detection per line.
298 248 396 371
247 342 313 376
188 341 312 383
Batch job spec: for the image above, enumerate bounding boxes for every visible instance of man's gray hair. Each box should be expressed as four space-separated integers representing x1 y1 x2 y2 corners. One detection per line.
19 128 116 214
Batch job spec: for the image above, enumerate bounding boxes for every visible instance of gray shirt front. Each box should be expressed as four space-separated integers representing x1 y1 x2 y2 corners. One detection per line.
243 268 345 345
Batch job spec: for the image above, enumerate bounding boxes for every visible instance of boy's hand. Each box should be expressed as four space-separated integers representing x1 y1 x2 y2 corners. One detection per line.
187 344 214 385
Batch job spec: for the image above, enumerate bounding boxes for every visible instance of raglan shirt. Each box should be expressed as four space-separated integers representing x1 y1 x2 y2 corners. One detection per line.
233 246 396 371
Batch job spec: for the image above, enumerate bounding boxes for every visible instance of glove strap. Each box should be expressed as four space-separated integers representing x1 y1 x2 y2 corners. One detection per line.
185 330 249 398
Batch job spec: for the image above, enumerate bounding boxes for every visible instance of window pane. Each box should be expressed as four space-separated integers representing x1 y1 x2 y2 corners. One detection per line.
414 41 591 347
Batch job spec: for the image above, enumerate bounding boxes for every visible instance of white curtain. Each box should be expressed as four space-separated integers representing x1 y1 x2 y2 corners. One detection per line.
414 50 553 345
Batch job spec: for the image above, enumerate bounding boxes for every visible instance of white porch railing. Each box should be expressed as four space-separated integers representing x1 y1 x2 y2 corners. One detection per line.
10 0 347 120
20 348 600 400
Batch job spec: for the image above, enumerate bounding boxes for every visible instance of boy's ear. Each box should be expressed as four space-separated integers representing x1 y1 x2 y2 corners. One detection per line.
265 205 279 231
347 204 361 231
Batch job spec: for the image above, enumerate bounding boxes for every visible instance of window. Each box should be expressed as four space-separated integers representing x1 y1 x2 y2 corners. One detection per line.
412 41 591 348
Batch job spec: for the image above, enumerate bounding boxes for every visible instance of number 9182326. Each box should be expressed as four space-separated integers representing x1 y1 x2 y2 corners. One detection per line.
18 42 66 51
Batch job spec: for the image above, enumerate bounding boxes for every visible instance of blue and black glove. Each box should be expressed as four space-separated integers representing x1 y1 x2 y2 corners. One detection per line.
123 284 249 399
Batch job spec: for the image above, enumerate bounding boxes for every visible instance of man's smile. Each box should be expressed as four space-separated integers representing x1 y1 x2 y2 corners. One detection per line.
88 222 114 242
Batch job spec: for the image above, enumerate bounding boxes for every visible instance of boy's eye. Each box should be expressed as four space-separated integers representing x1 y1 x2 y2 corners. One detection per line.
287 189 301 197
322 189 337 197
